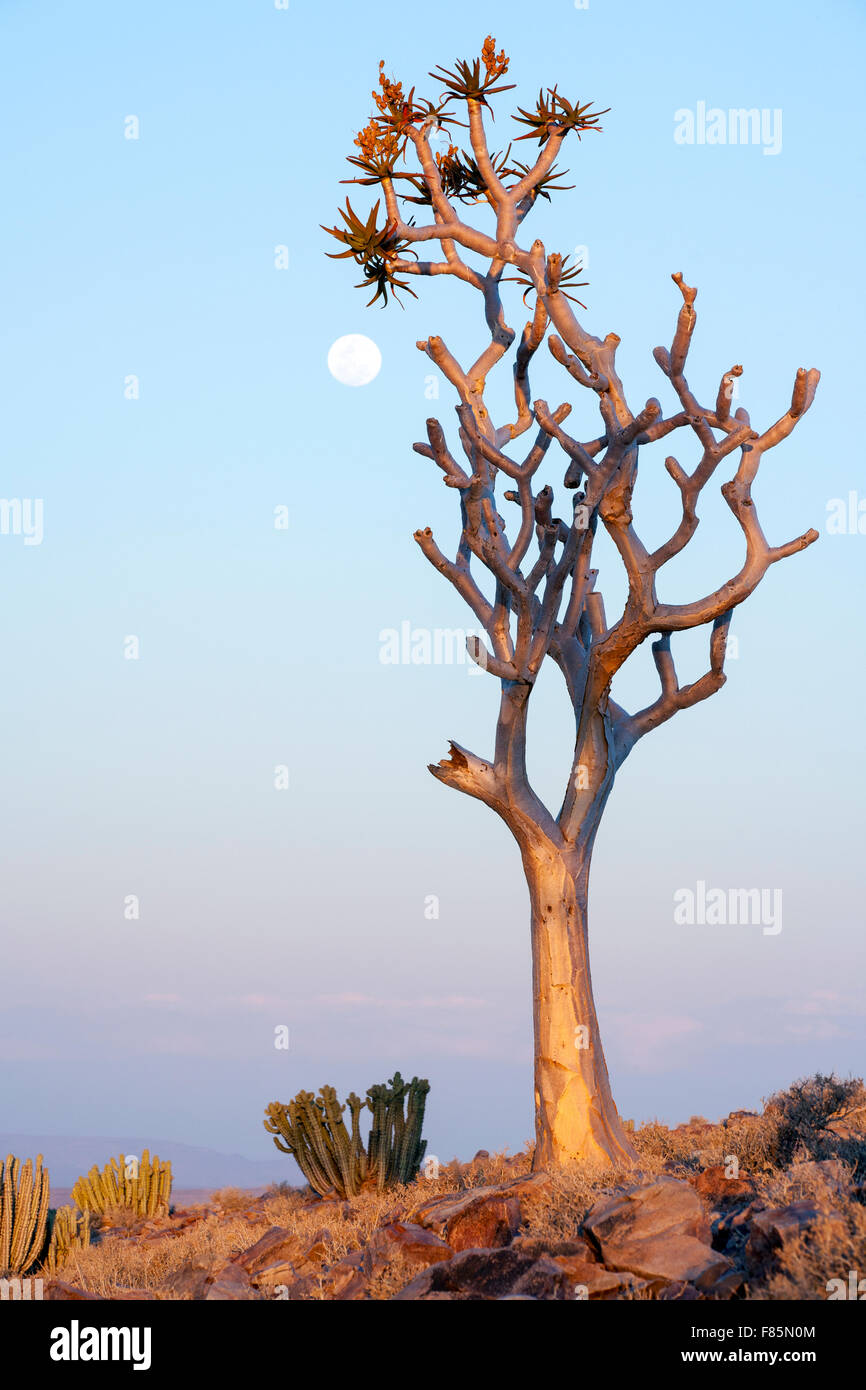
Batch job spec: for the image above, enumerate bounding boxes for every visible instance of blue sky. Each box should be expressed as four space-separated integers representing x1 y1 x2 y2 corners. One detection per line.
0 0 863 1175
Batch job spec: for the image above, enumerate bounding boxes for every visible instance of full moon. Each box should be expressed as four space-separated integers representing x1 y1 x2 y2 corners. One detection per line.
327 334 382 387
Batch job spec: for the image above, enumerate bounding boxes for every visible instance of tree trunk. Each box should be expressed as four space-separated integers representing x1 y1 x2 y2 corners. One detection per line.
521 829 638 1169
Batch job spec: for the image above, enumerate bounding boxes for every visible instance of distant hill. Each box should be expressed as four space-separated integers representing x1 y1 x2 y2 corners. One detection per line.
0 1134 299 1189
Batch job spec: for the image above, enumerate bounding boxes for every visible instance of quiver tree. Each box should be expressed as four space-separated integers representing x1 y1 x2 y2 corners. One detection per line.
326 39 820 1168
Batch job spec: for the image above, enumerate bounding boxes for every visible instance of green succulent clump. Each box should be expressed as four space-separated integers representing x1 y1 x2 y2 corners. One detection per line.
265 1073 429 1197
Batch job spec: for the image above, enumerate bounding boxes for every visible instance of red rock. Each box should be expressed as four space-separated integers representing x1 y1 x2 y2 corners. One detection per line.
511 1235 597 1260
367 1222 453 1269
549 1254 650 1300
411 1172 549 1251
584 1177 733 1290
693 1165 755 1205
204 1263 256 1301
658 1281 702 1301
705 1269 746 1300
508 1255 571 1300
745 1201 846 1274
393 1246 568 1301
496 1172 552 1201
585 1176 712 1245
447 1196 521 1251
264 1274 318 1301
44 1281 102 1301
325 1252 367 1300
299 1237 329 1268
250 1259 297 1284
160 1259 217 1300
621 1234 729 1289
333 1273 369 1301
238 1227 330 1281
234 1226 302 1273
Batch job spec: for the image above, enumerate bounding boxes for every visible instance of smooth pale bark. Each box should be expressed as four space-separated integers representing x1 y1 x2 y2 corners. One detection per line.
446 686 639 1169
514 739 636 1173
522 833 637 1168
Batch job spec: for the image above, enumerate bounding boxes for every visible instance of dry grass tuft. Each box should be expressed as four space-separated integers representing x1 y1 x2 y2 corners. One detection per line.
517 1159 642 1245
57 1211 263 1296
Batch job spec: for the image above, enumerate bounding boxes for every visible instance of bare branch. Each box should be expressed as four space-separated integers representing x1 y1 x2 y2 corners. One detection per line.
413 526 493 629
413 417 470 488
619 610 733 750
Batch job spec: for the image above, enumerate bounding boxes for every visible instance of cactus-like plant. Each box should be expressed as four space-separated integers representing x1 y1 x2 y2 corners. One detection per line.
0 1154 51 1276
44 1205 92 1273
71 1150 172 1219
367 1072 430 1191
265 1073 429 1197
264 1088 367 1197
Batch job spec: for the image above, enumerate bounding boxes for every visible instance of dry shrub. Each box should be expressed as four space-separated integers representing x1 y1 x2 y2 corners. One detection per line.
632 1122 697 1167
209 1187 258 1212
716 1113 782 1173
442 1146 532 1191
751 1192 866 1301
831 1135 866 1184
753 1160 856 1211
632 1114 779 1176
630 1077 866 1181
266 1180 296 1199
764 1073 866 1167
93 1205 146 1232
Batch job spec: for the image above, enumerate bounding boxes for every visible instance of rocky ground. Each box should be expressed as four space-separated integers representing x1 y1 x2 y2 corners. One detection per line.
40 1100 866 1302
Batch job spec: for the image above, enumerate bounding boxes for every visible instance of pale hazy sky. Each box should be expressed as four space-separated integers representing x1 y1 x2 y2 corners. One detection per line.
0 0 863 1174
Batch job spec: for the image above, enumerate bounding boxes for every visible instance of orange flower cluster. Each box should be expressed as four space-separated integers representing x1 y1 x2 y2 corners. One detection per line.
354 116 400 163
354 119 379 159
373 59 404 117
481 36 509 81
